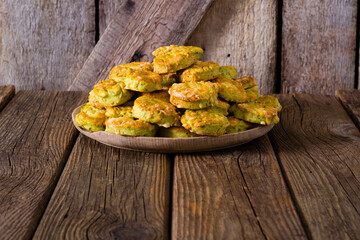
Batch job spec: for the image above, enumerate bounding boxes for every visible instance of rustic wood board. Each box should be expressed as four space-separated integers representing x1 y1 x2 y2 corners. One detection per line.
0 85 15 112
268 94 360 239
34 135 171 239
0 91 87 239
99 0 121 36
69 0 214 91
336 89 360 129
172 136 307 239
281 0 357 94
186 0 278 94
0 1 95 90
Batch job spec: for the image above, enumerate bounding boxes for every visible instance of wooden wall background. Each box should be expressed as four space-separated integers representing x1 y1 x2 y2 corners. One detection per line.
0 0 358 94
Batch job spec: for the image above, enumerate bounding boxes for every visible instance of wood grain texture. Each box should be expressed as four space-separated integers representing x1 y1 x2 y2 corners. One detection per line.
172 136 306 239
268 94 360 239
0 91 87 239
0 85 15 111
34 135 171 240
99 0 122 36
281 0 357 94
186 0 278 94
336 89 360 129
0 1 95 90
68 0 214 91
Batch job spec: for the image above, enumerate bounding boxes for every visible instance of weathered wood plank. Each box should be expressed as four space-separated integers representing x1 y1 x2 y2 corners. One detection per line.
268 94 360 239
69 0 214 91
336 89 360 129
172 136 306 239
34 135 171 239
0 85 15 112
281 1 357 94
186 0 278 94
0 1 95 90
0 91 87 239
99 0 121 36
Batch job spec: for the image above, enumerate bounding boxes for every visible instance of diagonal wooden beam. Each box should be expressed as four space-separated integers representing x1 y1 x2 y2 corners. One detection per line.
69 0 215 91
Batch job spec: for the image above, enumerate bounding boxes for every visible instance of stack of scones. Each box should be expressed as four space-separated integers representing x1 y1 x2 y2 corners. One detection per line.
75 45 282 137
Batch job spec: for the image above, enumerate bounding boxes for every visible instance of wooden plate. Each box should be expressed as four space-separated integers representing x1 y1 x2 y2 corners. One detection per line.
72 105 274 153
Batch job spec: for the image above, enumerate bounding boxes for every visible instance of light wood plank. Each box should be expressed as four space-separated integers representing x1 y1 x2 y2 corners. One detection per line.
0 91 87 239
187 0 278 94
268 94 360 239
69 0 214 91
281 1 357 94
0 85 15 111
172 136 306 239
34 135 171 239
336 89 360 129
99 0 121 36
0 1 95 90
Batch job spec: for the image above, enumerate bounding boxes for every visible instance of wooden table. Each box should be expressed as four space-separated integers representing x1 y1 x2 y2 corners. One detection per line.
0 86 359 240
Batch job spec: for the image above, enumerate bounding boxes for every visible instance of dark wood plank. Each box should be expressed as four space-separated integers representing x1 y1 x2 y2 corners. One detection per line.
0 85 15 112
281 1 357 94
0 1 95 90
268 94 360 239
69 0 214 91
0 91 87 239
33 135 171 239
187 0 278 94
173 136 307 239
336 89 360 129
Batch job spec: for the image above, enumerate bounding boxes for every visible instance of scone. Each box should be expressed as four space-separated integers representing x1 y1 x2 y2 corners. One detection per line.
245 86 261 101
141 90 171 102
219 66 237 79
132 96 180 128
229 96 282 125
226 117 252 134
152 45 203 73
160 72 178 89
169 81 218 109
88 79 134 109
75 103 106 132
181 108 230 136
213 77 247 103
211 99 230 116
105 117 157 137
236 75 257 89
157 126 198 138
109 67 163 92
179 61 220 82
105 106 133 118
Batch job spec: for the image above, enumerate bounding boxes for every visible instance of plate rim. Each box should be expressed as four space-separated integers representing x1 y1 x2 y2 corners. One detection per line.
72 104 274 152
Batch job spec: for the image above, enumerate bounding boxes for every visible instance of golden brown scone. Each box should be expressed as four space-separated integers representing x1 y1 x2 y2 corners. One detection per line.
109 67 163 92
105 117 157 137
169 81 218 109
236 75 257 89
75 103 106 131
132 96 180 128
152 45 203 73
219 66 237 79
213 77 247 103
179 61 220 82
88 79 134 109
141 90 171 102
245 86 261 101
229 96 282 125
226 117 252 134
181 108 230 136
